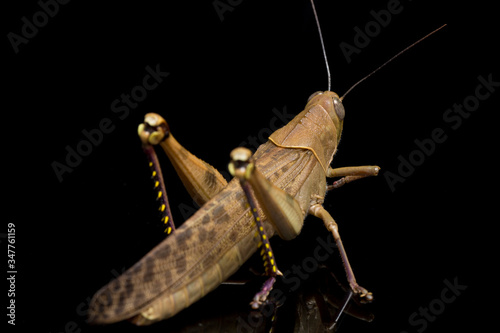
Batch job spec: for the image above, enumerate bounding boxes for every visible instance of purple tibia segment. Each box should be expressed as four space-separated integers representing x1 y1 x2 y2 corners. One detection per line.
238 180 280 308
142 144 176 235
250 277 276 310
240 181 279 276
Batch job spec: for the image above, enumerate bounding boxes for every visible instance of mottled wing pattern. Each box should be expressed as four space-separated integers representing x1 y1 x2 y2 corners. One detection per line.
88 179 250 323
88 142 320 324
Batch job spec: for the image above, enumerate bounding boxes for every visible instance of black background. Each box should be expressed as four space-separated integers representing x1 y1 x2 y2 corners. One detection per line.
4 0 498 332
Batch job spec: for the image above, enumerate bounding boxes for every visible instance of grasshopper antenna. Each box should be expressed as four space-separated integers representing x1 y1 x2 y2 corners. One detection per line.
341 24 447 101
310 0 331 92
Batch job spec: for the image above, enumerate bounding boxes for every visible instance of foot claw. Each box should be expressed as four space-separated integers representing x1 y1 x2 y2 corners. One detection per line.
250 293 268 309
350 283 374 303
250 277 276 309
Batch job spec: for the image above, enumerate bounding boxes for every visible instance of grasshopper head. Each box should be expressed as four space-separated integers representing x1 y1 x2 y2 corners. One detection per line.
306 91 345 143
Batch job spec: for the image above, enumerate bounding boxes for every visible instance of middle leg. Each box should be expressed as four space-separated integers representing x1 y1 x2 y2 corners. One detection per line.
309 202 373 302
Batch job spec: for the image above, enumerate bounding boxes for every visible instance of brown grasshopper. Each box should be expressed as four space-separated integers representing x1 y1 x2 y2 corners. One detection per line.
88 1 445 326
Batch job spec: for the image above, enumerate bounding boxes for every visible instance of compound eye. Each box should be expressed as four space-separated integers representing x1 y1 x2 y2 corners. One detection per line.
307 91 323 102
333 97 345 120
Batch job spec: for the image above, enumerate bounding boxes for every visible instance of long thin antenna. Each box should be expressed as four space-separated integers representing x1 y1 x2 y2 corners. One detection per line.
341 24 447 100
310 0 331 91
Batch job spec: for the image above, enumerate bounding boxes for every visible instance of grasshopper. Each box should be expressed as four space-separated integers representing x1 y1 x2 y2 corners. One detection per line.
88 1 445 326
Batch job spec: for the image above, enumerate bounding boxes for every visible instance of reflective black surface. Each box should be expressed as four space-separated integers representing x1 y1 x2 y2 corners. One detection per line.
5 1 496 332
